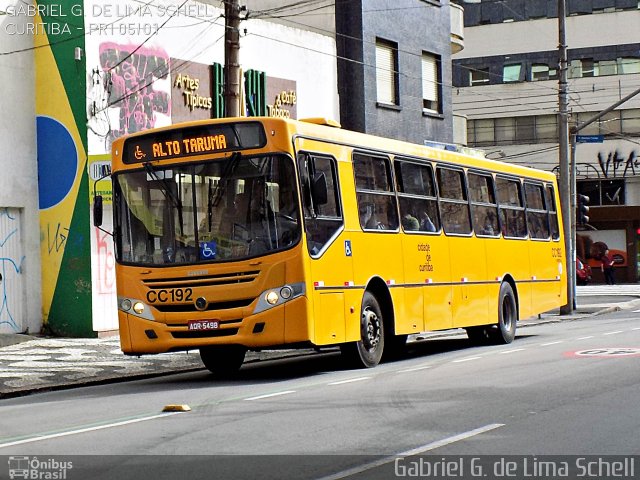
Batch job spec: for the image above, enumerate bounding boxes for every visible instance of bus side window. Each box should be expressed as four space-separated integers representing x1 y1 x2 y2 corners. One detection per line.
354 152 398 231
297 153 343 256
468 172 499 237
546 184 560 240
524 182 550 239
437 167 471 235
496 177 527 238
395 159 440 233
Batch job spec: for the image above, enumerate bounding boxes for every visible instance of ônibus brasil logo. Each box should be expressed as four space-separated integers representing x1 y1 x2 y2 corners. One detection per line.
8 456 73 479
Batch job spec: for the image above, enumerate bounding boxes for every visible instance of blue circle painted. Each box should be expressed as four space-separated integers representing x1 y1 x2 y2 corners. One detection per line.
37 116 78 210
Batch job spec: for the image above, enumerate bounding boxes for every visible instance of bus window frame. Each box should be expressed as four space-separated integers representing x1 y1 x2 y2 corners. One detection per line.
545 183 561 241
524 180 551 241
436 165 473 237
393 156 441 235
496 174 528 240
297 151 345 259
467 169 501 239
353 150 400 233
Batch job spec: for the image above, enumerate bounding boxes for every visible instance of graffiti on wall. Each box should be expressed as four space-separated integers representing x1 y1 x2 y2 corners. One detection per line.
0 208 25 333
93 42 171 147
597 149 639 178
94 227 115 295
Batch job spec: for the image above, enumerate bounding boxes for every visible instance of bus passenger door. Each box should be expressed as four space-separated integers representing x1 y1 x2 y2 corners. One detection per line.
298 151 354 346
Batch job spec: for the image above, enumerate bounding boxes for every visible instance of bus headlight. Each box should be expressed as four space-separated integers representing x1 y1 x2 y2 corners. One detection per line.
254 282 305 314
266 291 279 305
280 286 293 299
118 296 155 321
120 298 132 311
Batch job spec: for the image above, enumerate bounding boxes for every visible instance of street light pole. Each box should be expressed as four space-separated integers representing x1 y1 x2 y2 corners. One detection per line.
558 0 574 314
224 0 242 117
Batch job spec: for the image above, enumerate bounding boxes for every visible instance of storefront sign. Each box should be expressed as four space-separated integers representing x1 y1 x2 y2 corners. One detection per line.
170 59 212 122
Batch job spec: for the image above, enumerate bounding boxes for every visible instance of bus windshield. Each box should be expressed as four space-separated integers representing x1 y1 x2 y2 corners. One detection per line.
113 154 300 265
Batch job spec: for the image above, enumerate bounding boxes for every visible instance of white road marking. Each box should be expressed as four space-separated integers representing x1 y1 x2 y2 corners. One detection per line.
632 327 640 331
398 365 432 373
499 348 526 354
540 341 563 346
452 357 482 363
244 390 296 401
316 423 505 480
603 331 623 336
0 412 183 449
577 336 594 340
328 377 371 386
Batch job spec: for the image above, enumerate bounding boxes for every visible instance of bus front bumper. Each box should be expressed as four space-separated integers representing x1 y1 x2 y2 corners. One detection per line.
118 295 310 355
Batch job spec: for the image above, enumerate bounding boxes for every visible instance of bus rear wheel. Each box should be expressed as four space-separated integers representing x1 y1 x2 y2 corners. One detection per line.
341 291 385 368
199 345 246 378
493 282 517 344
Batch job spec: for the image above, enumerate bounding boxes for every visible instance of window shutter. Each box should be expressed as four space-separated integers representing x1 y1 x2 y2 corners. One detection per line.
422 54 439 111
376 42 395 104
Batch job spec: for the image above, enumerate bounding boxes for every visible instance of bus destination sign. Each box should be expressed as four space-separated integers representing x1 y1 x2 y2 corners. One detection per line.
122 122 267 164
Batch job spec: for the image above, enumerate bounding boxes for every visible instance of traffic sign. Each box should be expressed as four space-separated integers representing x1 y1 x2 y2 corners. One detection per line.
576 135 604 143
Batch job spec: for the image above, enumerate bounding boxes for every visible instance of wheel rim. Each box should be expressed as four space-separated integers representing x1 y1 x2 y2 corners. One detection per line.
362 307 381 351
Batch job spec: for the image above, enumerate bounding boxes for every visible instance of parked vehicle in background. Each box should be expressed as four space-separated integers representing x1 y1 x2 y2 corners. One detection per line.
576 257 592 285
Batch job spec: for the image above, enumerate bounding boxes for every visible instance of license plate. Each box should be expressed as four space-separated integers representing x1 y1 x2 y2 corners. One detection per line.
188 320 220 331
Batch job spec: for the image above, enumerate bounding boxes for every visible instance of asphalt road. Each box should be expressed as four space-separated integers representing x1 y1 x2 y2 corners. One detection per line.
1 309 639 479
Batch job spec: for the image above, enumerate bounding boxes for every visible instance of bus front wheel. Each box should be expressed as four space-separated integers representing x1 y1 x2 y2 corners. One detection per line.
341 291 385 368
200 345 246 378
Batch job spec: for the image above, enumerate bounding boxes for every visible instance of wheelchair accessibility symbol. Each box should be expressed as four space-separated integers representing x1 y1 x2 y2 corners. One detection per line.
345 240 352 257
200 241 217 260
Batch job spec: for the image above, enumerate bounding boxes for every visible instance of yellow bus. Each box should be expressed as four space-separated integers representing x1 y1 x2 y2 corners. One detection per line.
94 116 566 376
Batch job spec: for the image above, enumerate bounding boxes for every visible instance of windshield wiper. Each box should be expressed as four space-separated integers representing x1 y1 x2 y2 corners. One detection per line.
211 151 242 209
143 162 184 236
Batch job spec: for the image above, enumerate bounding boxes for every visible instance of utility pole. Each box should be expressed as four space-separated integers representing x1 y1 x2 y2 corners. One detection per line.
224 0 242 117
558 0 574 314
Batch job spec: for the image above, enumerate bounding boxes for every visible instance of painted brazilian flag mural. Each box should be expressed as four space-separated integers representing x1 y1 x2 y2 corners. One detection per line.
35 0 93 336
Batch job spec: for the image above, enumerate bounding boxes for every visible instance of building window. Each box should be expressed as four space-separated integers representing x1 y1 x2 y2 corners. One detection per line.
619 57 640 74
531 64 558 81
495 118 515 144
375 38 399 106
503 64 522 83
470 67 490 86
422 52 441 114
536 115 558 142
622 109 640 134
515 116 535 142
578 180 625 206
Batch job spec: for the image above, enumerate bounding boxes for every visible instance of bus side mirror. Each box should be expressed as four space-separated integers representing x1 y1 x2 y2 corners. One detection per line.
93 195 104 227
311 172 328 205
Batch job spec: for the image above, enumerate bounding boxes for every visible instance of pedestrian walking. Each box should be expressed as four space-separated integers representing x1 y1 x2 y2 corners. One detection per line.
601 249 616 285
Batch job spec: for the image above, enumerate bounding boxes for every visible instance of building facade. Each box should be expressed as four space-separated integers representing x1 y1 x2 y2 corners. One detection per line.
336 0 458 144
452 0 640 283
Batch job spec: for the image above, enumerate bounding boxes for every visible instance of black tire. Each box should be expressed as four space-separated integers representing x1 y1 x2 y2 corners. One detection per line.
492 282 517 344
341 291 385 368
200 345 246 378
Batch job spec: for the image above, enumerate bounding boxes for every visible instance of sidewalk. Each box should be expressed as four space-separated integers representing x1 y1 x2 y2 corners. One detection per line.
1 288 638 398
